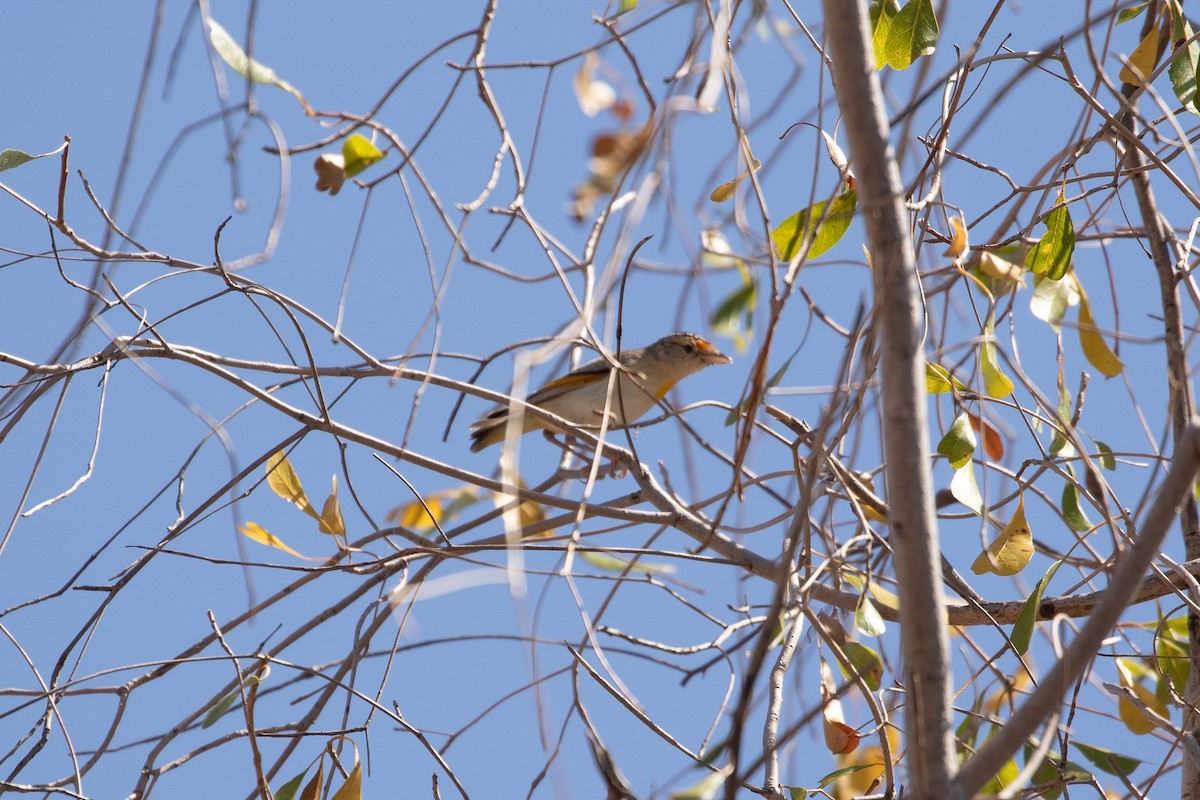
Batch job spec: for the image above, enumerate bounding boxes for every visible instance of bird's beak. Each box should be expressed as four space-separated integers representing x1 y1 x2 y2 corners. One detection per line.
699 342 732 365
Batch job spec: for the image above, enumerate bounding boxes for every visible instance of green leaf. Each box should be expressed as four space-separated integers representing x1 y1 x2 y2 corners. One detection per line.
855 593 887 638
711 275 757 352
0 142 68 173
1169 19 1200 114
936 413 977 469
772 188 857 261
1025 193 1074 280
204 17 311 113
1155 615 1190 695
579 551 675 576
201 686 241 729
206 17 285 85
1073 742 1141 777
1117 1 1150 24
1049 366 1074 457
1061 474 1093 532
882 0 938 69
670 766 732 799
788 788 808 800
616 0 638 15
1011 560 1061 655
816 763 882 788
1095 439 1116 470
274 771 308 800
926 362 967 394
839 641 883 690
1030 272 1080 332
342 134 386 178
870 0 901 70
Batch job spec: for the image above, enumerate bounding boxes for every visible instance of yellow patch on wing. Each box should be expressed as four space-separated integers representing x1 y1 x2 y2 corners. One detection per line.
528 370 605 405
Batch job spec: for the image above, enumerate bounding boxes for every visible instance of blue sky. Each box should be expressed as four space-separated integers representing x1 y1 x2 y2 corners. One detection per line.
2 1 1193 798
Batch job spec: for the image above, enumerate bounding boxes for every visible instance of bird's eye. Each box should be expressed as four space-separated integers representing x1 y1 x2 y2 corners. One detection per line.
684 342 696 354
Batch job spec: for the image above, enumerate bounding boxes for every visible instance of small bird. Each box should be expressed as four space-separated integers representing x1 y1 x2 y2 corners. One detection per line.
470 332 732 452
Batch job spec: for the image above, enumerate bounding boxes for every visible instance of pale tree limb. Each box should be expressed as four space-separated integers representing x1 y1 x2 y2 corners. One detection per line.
819 1 958 798
956 422 1200 797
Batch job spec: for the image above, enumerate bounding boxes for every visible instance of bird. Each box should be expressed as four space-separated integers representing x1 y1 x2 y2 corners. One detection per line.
469 332 732 452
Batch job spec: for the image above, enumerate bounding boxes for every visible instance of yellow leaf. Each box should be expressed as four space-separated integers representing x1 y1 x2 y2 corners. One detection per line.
239 522 308 559
980 337 1014 397
1119 27 1161 85
329 759 362 800
944 214 969 259
1077 286 1124 377
971 494 1033 576
1116 658 1169 734
319 476 345 537
266 452 318 518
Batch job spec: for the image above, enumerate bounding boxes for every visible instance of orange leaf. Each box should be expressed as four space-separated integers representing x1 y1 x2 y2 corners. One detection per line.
966 411 1004 460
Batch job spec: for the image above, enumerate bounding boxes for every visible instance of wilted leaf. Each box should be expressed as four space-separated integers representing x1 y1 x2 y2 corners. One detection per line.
882 0 939 69
700 228 740 268
709 158 761 202
823 718 861 755
318 476 345 537
573 53 617 116
966 411 1004 461
1077 287 1124 377
772 188 857 261
820 130 852 182
937 413 977 469
266 452 318 518
972 494 1033 576
314 153 347 195
1025 193 1074 280
1119 26 1162 85
944 215 969 259
342 134 385 179
299 764 324 800
240 522 309 559
1011 560 1061 655
388 487 481 533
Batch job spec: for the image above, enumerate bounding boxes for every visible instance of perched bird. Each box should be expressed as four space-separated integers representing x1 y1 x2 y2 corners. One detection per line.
469 332 732 452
